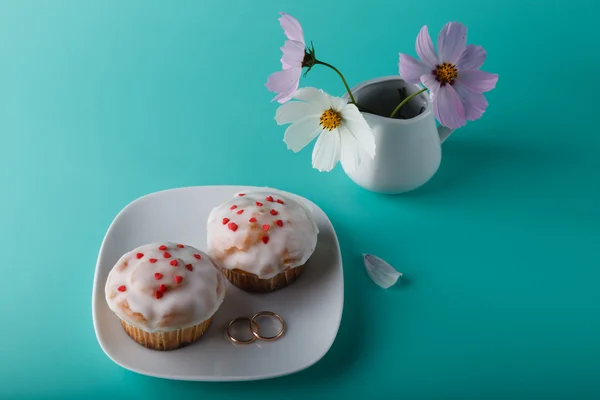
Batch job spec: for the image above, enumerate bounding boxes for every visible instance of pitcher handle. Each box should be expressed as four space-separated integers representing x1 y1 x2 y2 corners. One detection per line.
437 126 455 144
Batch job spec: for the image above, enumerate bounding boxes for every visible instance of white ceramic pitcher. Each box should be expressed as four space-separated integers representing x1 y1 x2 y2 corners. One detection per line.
344 76 455 194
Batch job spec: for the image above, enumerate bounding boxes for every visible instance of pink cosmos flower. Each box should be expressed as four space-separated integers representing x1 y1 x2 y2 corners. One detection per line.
399 22 498 129
265 13 308 104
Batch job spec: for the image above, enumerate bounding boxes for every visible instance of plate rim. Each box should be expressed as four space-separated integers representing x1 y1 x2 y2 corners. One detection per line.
91 184 344 381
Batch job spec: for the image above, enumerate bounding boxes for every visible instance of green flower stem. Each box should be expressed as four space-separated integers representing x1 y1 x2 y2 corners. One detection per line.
389 87 428 118
315 60 357 104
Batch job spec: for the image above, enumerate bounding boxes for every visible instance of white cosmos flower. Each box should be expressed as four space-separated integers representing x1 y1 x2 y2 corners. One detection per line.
275 87 376 173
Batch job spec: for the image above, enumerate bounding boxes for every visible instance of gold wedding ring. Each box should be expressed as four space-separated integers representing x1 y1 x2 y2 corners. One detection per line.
226 317 260 344
250 311 285 341
226 311 285 344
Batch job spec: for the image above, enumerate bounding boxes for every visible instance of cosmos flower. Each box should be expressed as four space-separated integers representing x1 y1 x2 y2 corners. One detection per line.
265 13 314 104
399 22 498 128
275 88 375 173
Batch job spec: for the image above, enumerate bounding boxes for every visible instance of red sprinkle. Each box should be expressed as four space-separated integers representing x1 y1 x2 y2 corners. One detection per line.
261 236 269 244
193 254 202 259
228 222 238 232
249 217 257 223
262 224 270 232
155 290 163 299
136 253 144 259
176 244 184 248
237 209 244 215
256 201 263 207
185 264 193 271
270 209 279 216
149 258 157 263
117 285 126 292
163 252 171 258
174 275 183 284
170 260 178 267
159 245 167 251
154 273 163 280
230 205 238 210
276 199 285 204
275 220 284 227
238 193 245 196
159 284 167 293
222 217 230 225
266 196 274 202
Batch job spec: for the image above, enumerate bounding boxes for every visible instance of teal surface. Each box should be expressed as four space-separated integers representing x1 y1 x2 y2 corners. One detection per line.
1 0 599 398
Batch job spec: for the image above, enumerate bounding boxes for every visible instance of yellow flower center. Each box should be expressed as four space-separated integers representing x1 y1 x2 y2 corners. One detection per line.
319 109 342 131
434 62 458 85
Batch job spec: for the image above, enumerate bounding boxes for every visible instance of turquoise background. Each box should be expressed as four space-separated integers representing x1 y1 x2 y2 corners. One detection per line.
1 0 599 398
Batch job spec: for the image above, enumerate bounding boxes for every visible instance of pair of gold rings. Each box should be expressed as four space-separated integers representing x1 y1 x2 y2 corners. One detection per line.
226 311 286 344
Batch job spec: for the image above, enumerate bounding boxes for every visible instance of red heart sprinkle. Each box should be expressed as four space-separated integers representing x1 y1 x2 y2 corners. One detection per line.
136 253 144 259
266 196 274 202
159 245 167 251
249 217 257 223
185 264 193 271
256 201 263 207
193 254 202 259
174 275 183 284
262 224 270 232
261 236 269 244
149 258 157 263
159 284 167 293
154 273 163 280
176 244 184 248
117 285 126 292
270 209 279 215
276 199 285 204
163 252 171 258
228 222 238 232
222 217 230 225
230 205 238 210
238 193 245 196
155 290 163 299
237 209 244 215
275 220 283 227
170 260 178 267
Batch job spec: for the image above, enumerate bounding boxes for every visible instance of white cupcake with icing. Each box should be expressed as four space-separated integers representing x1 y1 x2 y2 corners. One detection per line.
105 242 226 350
206 189 319 292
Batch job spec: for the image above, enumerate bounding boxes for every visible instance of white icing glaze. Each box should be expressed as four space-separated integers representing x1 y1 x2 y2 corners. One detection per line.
206 189 319 279
104 242 226 333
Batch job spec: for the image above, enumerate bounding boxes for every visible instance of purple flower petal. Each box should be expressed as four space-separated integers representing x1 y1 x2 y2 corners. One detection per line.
456 44 486 71
437 22 467 64
279 12 304 43
420 73 441 94
432 84 466 129
281 59 291 69
454 82 489 121
457 70 498 93
399 53 429 84
280 40 305 68
416 26 438 68
265 67 302 103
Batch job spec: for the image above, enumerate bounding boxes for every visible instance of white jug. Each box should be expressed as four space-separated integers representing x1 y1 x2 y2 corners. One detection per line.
345 76 454 194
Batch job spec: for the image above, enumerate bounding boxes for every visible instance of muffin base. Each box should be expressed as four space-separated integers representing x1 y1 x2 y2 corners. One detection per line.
220 264 305 293
120 316 214 351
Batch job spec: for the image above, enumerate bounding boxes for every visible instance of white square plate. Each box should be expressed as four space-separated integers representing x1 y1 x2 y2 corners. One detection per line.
92 185 344 381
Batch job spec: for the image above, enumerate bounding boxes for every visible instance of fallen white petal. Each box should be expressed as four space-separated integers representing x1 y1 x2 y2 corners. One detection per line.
363 254 402 288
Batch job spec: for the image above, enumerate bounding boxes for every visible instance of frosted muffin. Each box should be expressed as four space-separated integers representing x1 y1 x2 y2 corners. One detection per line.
206 189 319 292
104 242 226 350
